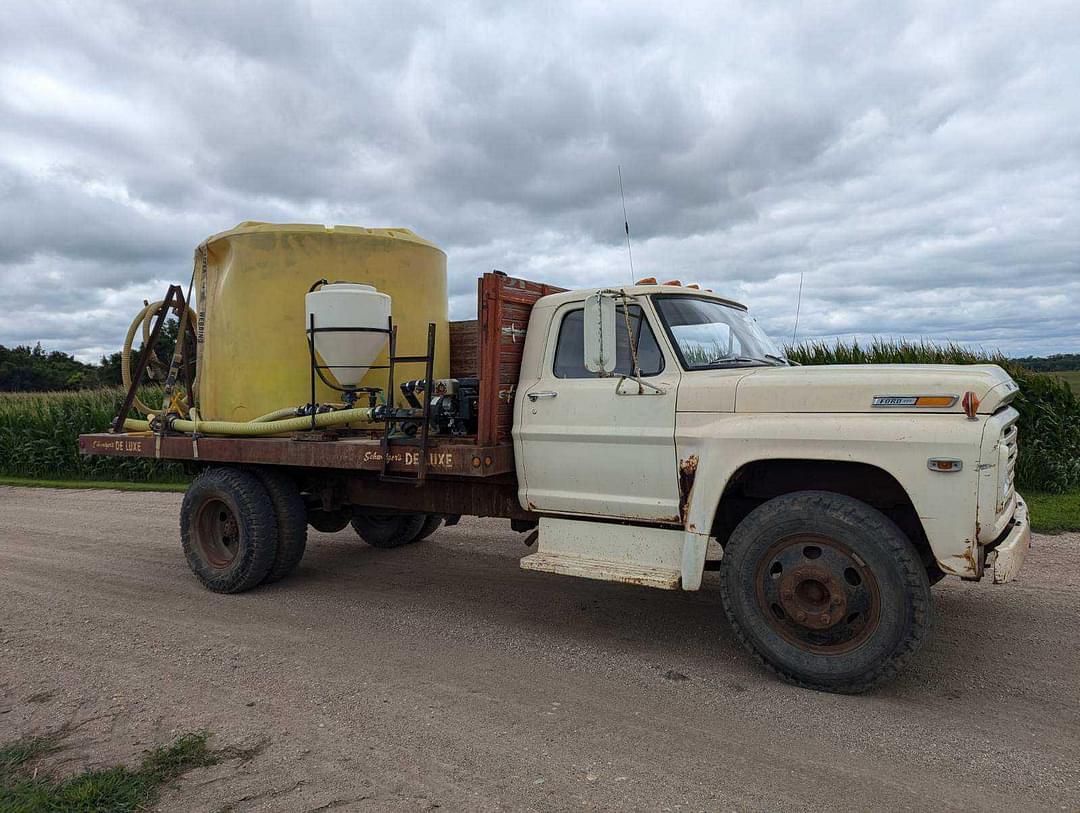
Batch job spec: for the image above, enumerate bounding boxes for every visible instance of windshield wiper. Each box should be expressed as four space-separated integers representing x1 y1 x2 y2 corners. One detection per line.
762 354 789 366
706 355 773 367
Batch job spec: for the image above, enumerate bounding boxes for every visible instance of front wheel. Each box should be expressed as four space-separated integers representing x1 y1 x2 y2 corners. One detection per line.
718 490 931 693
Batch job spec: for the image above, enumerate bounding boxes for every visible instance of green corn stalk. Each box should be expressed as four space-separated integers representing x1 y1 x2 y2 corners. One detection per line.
786 339 1080 494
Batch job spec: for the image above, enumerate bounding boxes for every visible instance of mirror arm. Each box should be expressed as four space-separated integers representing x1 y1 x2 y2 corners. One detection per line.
616 375 666 395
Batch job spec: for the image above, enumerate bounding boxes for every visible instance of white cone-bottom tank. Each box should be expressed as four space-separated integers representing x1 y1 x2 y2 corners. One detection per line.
305 283 392 387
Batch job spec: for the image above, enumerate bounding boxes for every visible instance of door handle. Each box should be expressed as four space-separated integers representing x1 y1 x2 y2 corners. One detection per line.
527 391 558 401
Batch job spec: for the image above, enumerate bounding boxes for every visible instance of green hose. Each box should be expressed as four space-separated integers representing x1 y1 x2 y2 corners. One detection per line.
250 407 302 423
123 406 377 436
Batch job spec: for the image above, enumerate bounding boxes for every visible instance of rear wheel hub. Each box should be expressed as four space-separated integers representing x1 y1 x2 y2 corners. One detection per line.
193 498 241 568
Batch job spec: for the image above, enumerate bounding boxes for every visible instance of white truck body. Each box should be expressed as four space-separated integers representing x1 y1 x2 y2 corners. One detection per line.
513 285 1030 592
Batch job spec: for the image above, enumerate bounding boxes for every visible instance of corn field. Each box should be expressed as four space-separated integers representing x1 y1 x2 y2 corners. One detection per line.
0 388 186 483
2 341 1077 494
787 340 1080 494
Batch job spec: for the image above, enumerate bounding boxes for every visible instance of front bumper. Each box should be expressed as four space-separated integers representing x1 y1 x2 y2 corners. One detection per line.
985 495 1030 584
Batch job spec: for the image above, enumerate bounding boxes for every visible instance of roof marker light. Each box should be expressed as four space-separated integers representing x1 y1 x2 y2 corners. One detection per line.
636 276 657 285
662 279 682 286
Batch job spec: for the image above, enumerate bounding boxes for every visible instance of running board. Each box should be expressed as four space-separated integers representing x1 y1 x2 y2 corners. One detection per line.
519 517 686 590
520 552 681 589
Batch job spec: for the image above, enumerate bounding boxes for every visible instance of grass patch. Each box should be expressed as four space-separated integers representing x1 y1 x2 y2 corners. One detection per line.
1 731 217 812
1053 370 1080 394
0 476 189 493
0 734 64 781
1026 490 1080 533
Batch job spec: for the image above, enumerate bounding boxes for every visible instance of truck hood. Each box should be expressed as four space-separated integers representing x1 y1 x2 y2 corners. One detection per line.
711 364 1019 414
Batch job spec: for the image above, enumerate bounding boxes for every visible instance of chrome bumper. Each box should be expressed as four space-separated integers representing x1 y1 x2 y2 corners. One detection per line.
985 495 1030 584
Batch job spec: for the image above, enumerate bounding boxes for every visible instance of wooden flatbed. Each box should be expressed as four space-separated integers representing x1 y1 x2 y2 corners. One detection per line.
78 432 515 477
79 271 564 521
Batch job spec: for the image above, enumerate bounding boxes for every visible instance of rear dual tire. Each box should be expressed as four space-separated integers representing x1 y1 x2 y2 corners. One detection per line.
350 512 442 548
251 467 307 584
180 466 307 593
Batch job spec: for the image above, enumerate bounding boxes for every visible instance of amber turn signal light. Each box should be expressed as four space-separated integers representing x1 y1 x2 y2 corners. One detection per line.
961 391 980 419
914 396 956 408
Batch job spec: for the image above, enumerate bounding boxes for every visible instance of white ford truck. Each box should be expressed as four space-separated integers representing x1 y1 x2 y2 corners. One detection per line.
82 271 1031 693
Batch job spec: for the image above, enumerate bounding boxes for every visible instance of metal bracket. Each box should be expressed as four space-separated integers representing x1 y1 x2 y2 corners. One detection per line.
112 284 186 434
501 323 526 343
615 376 667 396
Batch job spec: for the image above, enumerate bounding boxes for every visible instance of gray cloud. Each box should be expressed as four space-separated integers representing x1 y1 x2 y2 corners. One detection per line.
1 0 1077 361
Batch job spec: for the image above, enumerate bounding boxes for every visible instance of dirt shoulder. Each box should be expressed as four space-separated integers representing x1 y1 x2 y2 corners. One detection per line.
1 486 1077 811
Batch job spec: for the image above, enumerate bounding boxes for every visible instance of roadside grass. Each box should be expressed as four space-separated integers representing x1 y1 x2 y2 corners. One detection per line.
0 731 217 812
1026 490 1080 534
0 476 189 493
1053 370 1080 394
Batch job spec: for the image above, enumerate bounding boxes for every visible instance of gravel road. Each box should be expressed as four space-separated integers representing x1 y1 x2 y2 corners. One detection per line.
1 486 1077 811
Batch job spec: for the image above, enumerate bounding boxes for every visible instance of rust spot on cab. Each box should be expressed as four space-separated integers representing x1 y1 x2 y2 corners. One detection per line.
678 455 699 527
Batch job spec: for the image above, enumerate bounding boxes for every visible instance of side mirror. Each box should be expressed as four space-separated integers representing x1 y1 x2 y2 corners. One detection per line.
583 292 616 374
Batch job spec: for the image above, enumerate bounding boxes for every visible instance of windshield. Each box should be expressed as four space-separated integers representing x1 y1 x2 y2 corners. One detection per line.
652 296 786 369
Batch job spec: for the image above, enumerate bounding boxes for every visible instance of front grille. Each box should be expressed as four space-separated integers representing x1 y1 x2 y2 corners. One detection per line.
1000 422 1018 514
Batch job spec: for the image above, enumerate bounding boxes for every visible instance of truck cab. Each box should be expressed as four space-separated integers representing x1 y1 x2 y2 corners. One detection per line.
514 282 1030 692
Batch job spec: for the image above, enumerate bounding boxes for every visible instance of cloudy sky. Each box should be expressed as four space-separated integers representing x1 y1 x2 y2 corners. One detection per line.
1 0 1077 361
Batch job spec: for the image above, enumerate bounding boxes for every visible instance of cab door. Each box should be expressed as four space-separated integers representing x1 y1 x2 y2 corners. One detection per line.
515 300 681 521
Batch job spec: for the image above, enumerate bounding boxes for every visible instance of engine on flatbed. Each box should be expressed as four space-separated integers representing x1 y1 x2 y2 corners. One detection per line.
399 377 480 437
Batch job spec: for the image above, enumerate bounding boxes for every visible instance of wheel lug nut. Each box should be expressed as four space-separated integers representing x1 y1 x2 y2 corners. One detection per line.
795 611 807 622
821 614 831 624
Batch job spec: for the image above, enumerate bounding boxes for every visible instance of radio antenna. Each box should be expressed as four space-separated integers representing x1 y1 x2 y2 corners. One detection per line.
618 165 635 283
791 271 804 345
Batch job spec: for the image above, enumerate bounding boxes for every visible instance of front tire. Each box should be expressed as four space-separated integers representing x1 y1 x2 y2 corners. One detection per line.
180 467 278 593
718 490 931 693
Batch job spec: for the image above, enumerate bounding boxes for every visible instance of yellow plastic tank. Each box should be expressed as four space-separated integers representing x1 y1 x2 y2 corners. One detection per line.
194 222 449 422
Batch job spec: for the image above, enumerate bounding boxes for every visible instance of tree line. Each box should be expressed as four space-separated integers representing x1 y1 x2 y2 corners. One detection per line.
0 317 182 392
1010 353 1080 373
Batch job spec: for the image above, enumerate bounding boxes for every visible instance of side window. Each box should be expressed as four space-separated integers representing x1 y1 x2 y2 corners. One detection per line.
553 305 664 378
